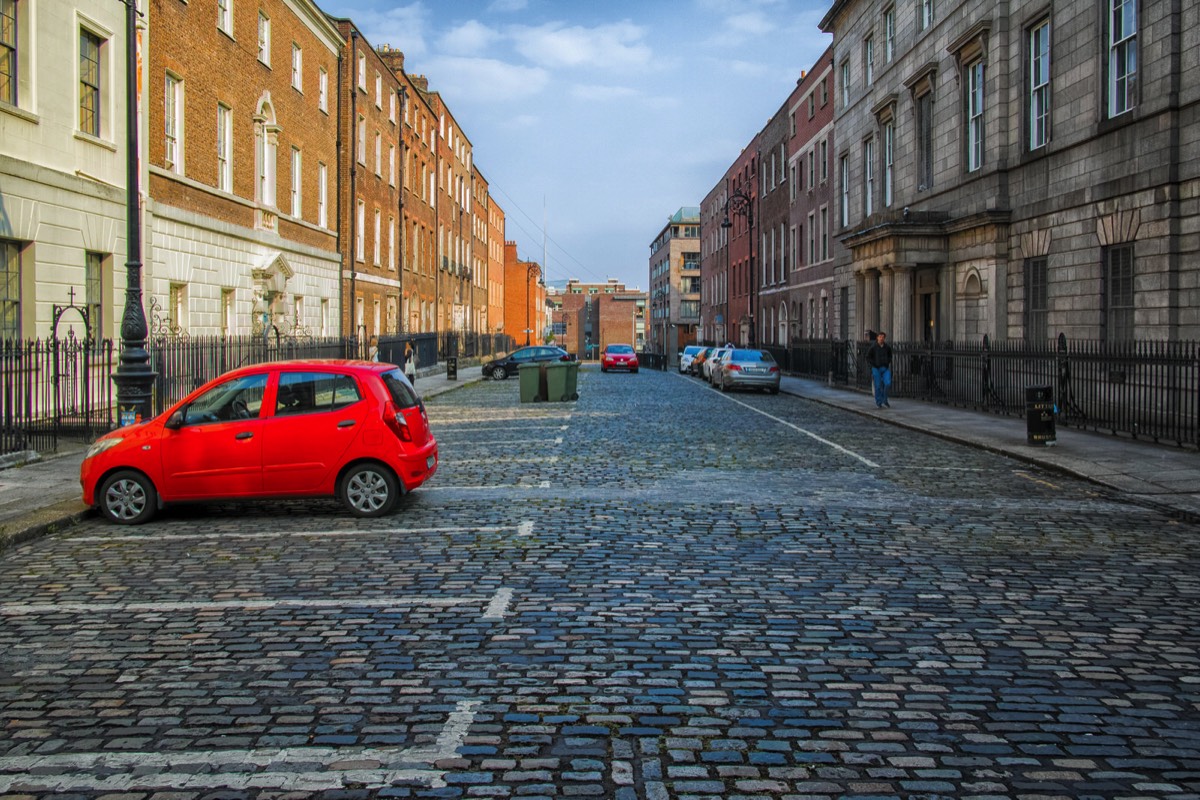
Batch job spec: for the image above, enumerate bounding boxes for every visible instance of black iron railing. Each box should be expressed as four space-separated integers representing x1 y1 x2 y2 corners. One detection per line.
769 335 1200 447
1 336 115 454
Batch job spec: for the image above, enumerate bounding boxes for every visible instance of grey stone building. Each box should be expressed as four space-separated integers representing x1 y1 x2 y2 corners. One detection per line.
820 0 1200 344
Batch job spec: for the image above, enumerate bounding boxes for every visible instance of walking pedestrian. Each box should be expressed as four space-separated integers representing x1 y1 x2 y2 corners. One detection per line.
866 331 893 408
403 340 416 382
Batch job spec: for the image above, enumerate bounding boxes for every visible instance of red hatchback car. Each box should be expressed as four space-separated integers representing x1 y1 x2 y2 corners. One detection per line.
601 344 639 373
81 360 438 524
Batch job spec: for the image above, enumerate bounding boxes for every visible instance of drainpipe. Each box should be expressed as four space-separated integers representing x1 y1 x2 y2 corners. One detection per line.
349 30 358 340
335 49 343 337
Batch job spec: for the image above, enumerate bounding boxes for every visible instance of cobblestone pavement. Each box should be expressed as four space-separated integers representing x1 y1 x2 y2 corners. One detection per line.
1 366 1198 799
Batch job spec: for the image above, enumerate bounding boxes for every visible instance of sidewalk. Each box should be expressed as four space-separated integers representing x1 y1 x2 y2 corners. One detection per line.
2 366 1197 553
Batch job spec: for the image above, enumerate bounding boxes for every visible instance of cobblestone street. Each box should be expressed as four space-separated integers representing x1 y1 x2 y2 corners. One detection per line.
2 366 1198 799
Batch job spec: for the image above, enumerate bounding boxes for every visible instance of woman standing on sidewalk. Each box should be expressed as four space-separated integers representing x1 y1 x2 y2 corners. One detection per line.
866 331 893 408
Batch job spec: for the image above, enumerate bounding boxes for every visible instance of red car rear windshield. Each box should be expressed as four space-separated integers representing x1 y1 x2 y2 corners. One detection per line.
380 369 421 409
607 345 634 354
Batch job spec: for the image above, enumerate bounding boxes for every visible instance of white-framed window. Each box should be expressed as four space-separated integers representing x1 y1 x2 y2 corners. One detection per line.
919 0 934 31
168 282 188 334
164 73 182 173
820 207 829 260
967 59 985 172
839 154 849 227
291 44 302 91
356 50 365 90
374 70 381 108
1108 0 1136 118
374 131 381 176
863 137 875 217
78 27 104 137
257 12 270 66
355 200 365 261
820 139 828 183
221 288 234 336
317 161 327 228
807 212 816 264
808 150 815 188
216 0 232 37
863 36 874 86
290 146 301 217
1029 19 1051 149
389 145 396 186
373 208 381 266
356 115 365 164
389 91 396 123
884 6 895 62
840 59 850 107
217 103 232 192
388 216 396 270
883 120 894 207
318 67 328 113
255 120 276 207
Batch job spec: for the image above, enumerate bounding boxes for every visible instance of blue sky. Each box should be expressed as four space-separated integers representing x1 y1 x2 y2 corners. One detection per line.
321 0 832 290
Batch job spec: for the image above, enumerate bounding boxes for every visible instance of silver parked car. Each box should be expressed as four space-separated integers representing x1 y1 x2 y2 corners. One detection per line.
714 349 782 393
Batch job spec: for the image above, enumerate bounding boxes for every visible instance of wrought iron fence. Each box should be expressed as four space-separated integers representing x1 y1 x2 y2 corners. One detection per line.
1 336 115 455
777 335 1200 447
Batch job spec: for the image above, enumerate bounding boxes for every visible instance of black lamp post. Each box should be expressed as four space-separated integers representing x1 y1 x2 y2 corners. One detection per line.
722 188 755 347
112 0 156 425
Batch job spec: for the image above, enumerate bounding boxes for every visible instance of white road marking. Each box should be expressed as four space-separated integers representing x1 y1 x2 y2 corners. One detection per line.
692 378 879 468
0 700 481 792
1 595 490 616
483 587 514 620
68 525 521 542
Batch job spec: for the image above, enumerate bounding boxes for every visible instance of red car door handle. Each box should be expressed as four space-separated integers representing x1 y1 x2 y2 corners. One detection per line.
337 420 356 428
235 431 253 440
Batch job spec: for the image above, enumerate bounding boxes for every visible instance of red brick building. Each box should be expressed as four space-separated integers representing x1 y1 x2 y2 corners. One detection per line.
146 0 342 336
502 241 544 346
486 196 506 335
330 22 405 340
701 140 759 346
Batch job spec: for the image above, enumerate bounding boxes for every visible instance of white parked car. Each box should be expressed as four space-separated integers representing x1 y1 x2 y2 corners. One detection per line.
678 345 704 374
704 347 733 384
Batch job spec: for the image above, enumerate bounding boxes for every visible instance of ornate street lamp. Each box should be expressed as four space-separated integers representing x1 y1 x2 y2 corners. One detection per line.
722 188 755 347
112 0 156 425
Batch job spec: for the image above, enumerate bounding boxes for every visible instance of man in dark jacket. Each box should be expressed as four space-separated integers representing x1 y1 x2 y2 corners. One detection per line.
866 331 893 408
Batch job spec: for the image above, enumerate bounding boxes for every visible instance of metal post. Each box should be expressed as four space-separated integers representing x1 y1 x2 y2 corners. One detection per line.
112 0 156 425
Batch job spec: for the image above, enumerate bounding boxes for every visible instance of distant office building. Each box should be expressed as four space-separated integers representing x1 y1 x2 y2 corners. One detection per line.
648 208 700 355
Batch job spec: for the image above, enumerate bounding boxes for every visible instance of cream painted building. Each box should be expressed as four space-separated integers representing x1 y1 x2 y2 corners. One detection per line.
1 0 131 341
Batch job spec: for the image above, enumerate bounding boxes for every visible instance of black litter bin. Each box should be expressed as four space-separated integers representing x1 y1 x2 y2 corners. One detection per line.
1025 385 1056 446
446 356 458 381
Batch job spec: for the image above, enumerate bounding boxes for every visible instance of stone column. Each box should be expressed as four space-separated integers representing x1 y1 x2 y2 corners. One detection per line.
892 264 914 341
879 267 894 336
862 270 879 336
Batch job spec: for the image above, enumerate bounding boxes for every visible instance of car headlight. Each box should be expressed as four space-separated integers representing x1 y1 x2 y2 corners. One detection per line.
85 437 124 460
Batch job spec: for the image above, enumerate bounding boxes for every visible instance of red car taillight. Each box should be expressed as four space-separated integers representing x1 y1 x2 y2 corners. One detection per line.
726 364 741 372
384 401 413 442
769 366 780 373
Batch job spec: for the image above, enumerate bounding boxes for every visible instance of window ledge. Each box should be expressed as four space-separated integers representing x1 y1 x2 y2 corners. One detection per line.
0 101 38 124
74 130 117 152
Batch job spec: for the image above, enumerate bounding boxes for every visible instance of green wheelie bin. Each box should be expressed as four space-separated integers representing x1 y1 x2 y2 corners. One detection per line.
544 361 580 402
518 362 546 402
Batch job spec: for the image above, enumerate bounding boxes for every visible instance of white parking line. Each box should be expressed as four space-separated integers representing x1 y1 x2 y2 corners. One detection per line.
685 376 879 468
0 587 513 617
483 587 514 620
67 525 522 542
0 700 481 792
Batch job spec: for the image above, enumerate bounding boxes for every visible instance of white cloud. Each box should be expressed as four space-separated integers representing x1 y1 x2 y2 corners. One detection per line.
439 20 500 55
509 21 652 71
346 3 430 57
569 84 640 102
423 56 550 103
